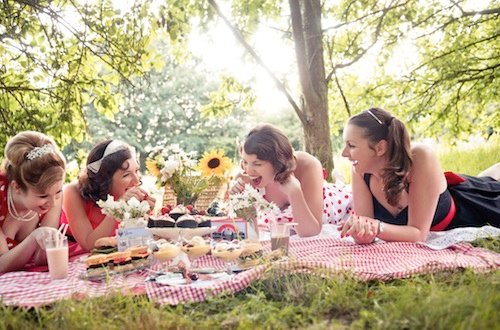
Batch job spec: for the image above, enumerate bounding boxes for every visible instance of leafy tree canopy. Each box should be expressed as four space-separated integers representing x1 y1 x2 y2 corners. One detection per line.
0 0 171 149
200 0 499 142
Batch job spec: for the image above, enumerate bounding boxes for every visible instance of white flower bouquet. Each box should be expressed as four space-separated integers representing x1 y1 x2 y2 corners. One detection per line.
97 195 151 228
229 184 281 223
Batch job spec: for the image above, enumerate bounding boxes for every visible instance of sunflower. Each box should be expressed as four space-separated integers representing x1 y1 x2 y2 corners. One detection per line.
197 149 233 177
145 159 161 178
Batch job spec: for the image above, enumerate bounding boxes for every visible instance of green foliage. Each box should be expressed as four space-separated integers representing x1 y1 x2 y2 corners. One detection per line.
65 55 252 169
200 75 256 117
0 0 165 149
324 0 499 140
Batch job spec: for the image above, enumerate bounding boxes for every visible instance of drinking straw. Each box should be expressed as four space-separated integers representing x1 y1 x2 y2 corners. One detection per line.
56 223 69 247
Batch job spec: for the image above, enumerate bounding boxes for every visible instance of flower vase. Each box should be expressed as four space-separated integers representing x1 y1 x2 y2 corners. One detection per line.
176 195 199 207
236 206 259 240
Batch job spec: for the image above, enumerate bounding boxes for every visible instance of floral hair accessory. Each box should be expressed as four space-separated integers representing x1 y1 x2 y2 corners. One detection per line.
26 144 55 160
87 140 130 174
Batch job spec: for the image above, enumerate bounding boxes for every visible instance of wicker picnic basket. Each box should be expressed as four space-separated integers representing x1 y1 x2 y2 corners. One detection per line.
162 181 229 211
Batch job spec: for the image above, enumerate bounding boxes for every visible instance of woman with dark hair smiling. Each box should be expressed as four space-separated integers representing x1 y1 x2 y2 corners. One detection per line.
62 140 155 252
230 124 352 237
339 107 499 243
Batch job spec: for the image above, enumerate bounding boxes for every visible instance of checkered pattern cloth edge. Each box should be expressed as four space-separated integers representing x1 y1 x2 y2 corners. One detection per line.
0 237 498 307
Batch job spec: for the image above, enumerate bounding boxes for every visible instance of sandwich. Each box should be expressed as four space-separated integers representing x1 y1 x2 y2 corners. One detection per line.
237 241 264 269
125 245 151 269
91 236 118 255
84 254 111 278
108 251 134 273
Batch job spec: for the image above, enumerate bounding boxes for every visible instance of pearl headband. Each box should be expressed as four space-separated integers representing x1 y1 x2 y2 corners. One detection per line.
87 140 130 174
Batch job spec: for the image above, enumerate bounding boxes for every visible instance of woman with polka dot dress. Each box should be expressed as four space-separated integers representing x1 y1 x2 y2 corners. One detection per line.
230 124 352 237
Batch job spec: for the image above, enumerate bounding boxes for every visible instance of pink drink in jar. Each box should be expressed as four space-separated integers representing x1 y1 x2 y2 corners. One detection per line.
46 237 69 280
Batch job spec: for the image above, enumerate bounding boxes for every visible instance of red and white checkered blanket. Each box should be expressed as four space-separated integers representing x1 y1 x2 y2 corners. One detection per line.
1 237 498 307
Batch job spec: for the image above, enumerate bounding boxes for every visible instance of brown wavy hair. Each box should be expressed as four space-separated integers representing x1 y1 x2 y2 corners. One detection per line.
348 108 412 207
78 140 133 202
243 124 296 184
2 131 66 193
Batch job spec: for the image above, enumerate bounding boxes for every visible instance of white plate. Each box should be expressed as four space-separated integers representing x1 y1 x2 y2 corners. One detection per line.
148 227 215 240
156 273 188 286
154 272 232 287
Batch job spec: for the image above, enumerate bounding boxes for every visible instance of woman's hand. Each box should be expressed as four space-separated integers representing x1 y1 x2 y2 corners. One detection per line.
120 186 156 209
338 214 379 244
31 227 63 250
229 173 253 195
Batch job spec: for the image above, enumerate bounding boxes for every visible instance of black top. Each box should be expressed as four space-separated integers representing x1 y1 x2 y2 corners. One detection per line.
363 174 451 227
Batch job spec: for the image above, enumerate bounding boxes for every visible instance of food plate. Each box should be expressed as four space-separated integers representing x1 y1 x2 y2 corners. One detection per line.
148 227 215 240
155 272 232 287
155 273 188 286
80 261 152 281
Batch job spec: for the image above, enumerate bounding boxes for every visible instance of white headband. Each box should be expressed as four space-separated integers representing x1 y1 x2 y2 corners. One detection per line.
367 109 384 125
87 140 129 174
26 144 55 160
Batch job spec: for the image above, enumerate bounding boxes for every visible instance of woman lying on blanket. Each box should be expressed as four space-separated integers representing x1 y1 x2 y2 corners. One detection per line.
61 140 155 252
339 107 500 243
229 123 352 237
0 131 66 273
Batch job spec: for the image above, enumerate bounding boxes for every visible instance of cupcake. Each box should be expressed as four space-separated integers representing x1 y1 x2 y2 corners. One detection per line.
148 214 176 228
195 215 212 228
176 214 198 228
169 205 189 220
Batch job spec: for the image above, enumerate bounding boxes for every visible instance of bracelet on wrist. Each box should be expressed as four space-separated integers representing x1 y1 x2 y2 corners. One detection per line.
376 220 385 236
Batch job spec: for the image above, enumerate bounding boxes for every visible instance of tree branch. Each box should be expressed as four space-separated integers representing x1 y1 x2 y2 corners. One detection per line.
207 0 305 123
333 71 351 117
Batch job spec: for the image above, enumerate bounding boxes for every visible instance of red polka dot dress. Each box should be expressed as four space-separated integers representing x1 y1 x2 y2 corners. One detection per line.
255 182 352 231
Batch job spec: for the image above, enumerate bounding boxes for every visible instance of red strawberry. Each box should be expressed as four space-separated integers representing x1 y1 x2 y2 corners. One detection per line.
161 206 171 215
186 204 194 212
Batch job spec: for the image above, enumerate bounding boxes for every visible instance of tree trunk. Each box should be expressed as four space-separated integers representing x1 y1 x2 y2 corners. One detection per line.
289 0 334 179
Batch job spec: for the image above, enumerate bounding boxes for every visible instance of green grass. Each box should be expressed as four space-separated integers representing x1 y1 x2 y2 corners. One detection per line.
1 267 498 330
1 138 499 329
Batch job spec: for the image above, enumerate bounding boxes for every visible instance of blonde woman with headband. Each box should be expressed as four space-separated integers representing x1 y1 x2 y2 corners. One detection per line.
62 140 155 252
339 107 499 243
0 131 66 273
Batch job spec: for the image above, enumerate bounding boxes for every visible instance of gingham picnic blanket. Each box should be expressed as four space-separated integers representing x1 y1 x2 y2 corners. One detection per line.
1 237 499 307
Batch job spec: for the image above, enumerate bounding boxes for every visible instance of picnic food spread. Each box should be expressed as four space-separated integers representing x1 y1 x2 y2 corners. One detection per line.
91 236 118 254
148 206 211 228
238 241 264 268
83 239 151 279
181 236 211 259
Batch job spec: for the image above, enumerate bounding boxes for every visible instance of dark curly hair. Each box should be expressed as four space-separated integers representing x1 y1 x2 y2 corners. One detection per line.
243 124 296 184
78 140 133 202
348 108 412 207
